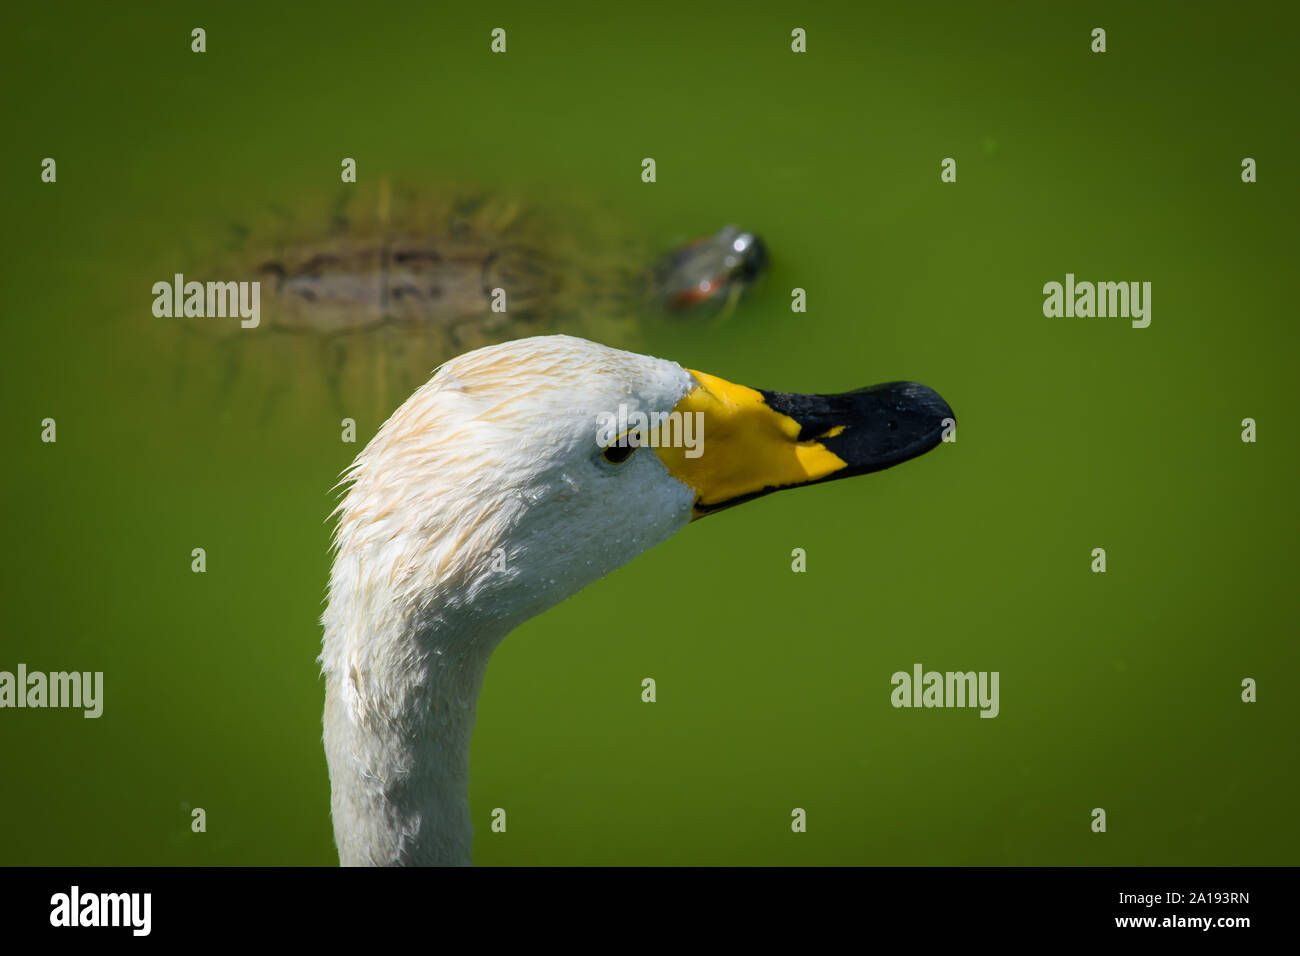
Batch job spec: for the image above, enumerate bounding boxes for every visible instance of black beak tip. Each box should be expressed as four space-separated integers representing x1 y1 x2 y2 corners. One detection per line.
759 380 955 479
832 380 955 475
891 381 954 432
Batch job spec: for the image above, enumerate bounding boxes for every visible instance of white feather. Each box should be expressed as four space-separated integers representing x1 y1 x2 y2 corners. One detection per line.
321 335 696 865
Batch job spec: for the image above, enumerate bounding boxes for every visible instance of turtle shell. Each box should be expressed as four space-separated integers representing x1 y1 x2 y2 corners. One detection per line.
243 185 651 341
191 184 656 418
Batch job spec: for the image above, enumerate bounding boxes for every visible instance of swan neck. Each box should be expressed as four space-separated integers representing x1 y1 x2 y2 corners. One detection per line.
324 609 507 866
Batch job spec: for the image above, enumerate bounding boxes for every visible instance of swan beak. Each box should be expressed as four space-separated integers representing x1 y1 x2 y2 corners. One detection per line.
654 369 955 518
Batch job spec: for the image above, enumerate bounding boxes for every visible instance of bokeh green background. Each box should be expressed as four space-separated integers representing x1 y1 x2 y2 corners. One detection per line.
2 1 1296 865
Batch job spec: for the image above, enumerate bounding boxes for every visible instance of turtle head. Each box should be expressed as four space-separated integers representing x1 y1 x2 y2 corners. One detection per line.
655 225 767 313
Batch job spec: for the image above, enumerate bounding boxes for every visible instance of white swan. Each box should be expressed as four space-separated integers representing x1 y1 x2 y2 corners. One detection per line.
321 334 953 865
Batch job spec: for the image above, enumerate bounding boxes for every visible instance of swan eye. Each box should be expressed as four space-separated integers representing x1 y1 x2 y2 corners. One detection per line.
601 431 641 465
602 443 636 465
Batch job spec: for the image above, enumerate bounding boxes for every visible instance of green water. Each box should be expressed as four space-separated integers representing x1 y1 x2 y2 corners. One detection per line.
2 1 1296 865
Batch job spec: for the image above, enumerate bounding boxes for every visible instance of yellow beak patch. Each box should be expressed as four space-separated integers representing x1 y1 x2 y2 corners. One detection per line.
653 370 849 517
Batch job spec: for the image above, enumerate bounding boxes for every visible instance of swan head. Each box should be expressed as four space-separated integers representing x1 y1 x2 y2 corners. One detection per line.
323 333 953 864
327 334 953 661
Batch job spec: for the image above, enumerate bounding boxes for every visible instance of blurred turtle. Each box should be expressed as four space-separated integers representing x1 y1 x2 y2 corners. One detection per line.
191 182 767 418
